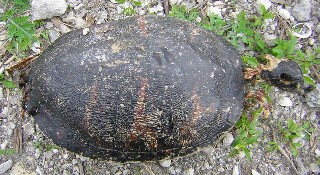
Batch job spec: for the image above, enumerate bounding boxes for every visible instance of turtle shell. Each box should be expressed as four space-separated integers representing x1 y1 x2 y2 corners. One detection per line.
25 16 244 162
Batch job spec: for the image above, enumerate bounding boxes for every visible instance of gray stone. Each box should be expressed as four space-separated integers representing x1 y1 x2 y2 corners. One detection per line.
31 0 68 20
159 159 171 168
305 83 320 107
48 29 60 43
0 160 13 174
184 168 194 175
310 163 320 173
9 162 36 175
312 0 320 19
232 165 240 175
291 0 311 21
278 96 293 107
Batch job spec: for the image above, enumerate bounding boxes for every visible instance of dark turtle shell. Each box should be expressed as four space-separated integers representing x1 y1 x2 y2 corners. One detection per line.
25 16 244 162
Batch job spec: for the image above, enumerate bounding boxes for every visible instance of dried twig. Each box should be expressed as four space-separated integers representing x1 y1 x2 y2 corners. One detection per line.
163 0 169 15
271 128 300 175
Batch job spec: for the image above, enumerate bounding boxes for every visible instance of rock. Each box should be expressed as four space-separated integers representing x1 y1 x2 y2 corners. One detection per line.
252 169 261 175
23 123 35 138
291 0 311 21
52 148 59 154
0 140 8 150
309 38 315 45
263 33 277 46
9 162 36 175
184 168 194 175
64 12 87 28
201 146 214 155
223 132 234 146
213 1 225 8
48 29 60 42
315 149 320 157
31 0 68 20
169 0 183 5
296 158 308 175
309 163 320 173
256 0 272 10
233 165 240 175
207 6 222 17
0 160 13 174
278 96 293 107
36 166 43 175
159 159 171 168
305 84 320 107
312 0 320 19
51 17 71 34
278 7 290 20
31 41 41 54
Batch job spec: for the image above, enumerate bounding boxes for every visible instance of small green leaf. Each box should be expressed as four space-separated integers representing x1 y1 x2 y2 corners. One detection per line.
132 1 142 6
115 0 126 3
303 75 315 86
123 7 135 15
2 80 16 88
242 56 259 67
292 142 302 148
272 48 285 58
227 149 239 158
0 149 16 155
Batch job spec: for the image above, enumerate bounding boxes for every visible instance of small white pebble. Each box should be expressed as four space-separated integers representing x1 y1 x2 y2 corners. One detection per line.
309 38 315 45
63 154 69 159
159 159 171 167
52 149 59 154
310 163 320 173
82 28 89 35
315 149 320 157
278 97 293 107
233 165 240 175
252 169 261 175
278 8 291 20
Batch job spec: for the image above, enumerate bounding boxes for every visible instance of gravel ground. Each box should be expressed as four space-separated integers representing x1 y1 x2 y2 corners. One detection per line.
0 0 320 175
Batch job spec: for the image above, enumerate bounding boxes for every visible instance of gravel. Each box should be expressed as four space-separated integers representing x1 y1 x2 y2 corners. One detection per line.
0 0 319 174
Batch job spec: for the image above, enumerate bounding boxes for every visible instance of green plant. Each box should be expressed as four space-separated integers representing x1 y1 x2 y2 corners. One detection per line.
115 0 141 16
272 35 297 58
242 55 259 67
229 108 263 160
293 48 320 85
0 149 16 155
259 4 274 20
202 15 227 35
45 144 60 151
169 5 199 22
279 119 304 156
0 73 16 88
1 0 38 55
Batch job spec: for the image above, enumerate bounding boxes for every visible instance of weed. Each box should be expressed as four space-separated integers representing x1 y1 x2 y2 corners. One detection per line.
267 120 314 157
1 0 39 56
278 119 307 156
229 108 263 160
242 55 259 68
0 148 16 155
272 35 297 58
45 144 60 151
258 4 274 20
0 73 16 88
115 0 142 16
202 15 227 35
169 5 199 22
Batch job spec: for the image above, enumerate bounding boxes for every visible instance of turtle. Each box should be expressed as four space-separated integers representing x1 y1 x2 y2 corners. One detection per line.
23 15 245 162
